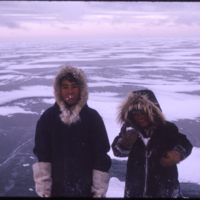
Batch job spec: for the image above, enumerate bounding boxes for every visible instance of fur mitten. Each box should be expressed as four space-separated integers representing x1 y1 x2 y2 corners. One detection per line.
160 150 182 167
117 127 138 150
32 162 52 197
91 169 110 198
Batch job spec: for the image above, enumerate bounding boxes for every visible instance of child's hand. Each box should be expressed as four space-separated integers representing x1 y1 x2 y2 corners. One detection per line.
117 129 138 150
160 150 182 167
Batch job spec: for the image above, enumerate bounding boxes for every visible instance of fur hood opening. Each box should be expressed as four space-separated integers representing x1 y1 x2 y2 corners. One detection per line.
54 65 88 125
118 89 165 126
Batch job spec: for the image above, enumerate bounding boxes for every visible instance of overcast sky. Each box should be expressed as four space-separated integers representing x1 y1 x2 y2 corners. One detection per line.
0 1 200 41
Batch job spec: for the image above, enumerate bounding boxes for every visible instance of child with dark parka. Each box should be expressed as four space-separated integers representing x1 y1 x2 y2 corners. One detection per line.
32 65 111 197
112 89 193 198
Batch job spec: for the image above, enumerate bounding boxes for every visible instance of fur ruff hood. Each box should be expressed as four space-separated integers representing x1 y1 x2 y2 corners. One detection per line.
118 90 165 126
54 65 88 125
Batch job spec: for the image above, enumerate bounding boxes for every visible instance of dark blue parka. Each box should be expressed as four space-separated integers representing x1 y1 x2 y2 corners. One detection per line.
112 89 193 198
34 103 111 197
33 66 111 197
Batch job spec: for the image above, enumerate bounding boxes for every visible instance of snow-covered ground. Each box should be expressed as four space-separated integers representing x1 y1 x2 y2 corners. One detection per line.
0 39 200 197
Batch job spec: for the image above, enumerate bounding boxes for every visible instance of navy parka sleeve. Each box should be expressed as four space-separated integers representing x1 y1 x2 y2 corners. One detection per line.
86 109 111 172
33 109 52 162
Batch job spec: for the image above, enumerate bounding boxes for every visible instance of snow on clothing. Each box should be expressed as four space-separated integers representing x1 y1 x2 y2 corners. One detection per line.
32 66 111 197
112 89 193 198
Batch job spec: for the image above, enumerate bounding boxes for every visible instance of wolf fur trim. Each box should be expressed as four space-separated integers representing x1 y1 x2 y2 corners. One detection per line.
91 169 110 198
54 65 88 125
32 162 52 197
118 91 165 125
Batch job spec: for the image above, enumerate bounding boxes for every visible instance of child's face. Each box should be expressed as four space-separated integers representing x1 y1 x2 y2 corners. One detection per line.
132 112 150 128
61 79 80 106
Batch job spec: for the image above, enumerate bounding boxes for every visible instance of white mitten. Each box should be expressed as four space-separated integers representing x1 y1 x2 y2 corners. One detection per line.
32 162 52 197
91 169 110 198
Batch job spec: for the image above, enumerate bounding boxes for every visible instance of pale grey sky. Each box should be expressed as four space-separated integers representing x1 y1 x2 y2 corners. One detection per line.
0 1 200 41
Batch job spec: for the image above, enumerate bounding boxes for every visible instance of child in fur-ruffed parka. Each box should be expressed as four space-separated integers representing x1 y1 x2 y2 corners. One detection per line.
112 89 193 198
32 65 111 197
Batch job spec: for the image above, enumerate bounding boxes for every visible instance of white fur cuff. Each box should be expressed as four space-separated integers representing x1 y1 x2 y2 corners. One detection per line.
32 162 52 197
91 169 110 198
